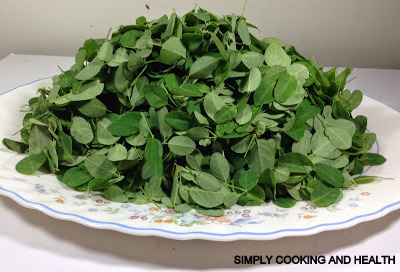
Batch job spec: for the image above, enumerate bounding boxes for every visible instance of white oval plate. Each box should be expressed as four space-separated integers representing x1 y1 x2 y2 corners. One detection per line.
0 78 399 241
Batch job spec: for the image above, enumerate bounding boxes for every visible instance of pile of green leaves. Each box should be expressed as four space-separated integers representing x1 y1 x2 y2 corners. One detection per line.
2 7 386 215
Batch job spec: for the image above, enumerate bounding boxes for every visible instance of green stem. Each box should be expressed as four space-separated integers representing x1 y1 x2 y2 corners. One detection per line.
140 187 161 209
225 183 247 194
180 76 190 87
105 27 112 41
140 112 154 138
244 134 256 157
240 0 248 19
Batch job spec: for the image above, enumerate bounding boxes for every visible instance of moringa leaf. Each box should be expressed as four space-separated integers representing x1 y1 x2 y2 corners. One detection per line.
248 139 276 175
274 73 297 103
145 137 163 176
241 51 264 69
189 56 220 78
78 98 107 118
104 185 129 202
253 76 276 106
242 67 262 93
62 166 93 188
239 167 259 191
210 152 230 182
75 58 104 81
273 198 296 208
160 37 187 65
214 105 237 123
168 136 196 156
311 183 342 207
107 112 142 137
3 138 29 154
68 80 104 101
237 20 251 45
107 144 128 161
359 153 386 166
70 117 94 144
165 111 195 131
84 154 117 179
265 43 291 67
144 85 169 108
315 163 344 188
15 152 47 175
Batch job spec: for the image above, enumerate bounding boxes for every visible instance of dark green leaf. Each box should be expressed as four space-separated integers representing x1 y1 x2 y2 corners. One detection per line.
70 117 94 144
315 163 344 188
239 167 259 191
78 98 107 118
120 30 142 48
170 84 203 97
168 136 196 156
75 58 104 81
209 32 228 60
237 20 251 45
210 152 230 182
107 112 142 136
196 171 221 191
253 76 275 106
242 67 261 93
214 105 237 123
189 187 227 208
165 111 195 131
144 85 169 108
311 183 341 207
68 80 104 101
2 138 28 154
160 37 187 65
88 178 109 191
273 198 297 208
189 56 220 78
274 73 297 103
145 137 163 176
62 166 93 188
84 154 117 179
104 185 128 202
359 153 386 166
28 125 51 154
15 152 47 175
248 139 276 174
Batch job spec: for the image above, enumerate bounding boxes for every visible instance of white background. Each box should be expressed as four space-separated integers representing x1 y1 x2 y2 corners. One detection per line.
1 0 400 68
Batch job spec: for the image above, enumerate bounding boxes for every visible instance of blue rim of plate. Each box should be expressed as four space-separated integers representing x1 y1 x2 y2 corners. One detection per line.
0 77 398 239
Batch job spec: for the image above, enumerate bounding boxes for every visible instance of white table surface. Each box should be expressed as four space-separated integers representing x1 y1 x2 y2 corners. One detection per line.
0 54 399 272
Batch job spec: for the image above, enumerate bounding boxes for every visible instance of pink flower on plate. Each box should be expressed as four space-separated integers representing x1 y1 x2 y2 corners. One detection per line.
361 192 371 196
211 215 236 225
165 209 178 215
74 194 86 200
195 214 206 220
